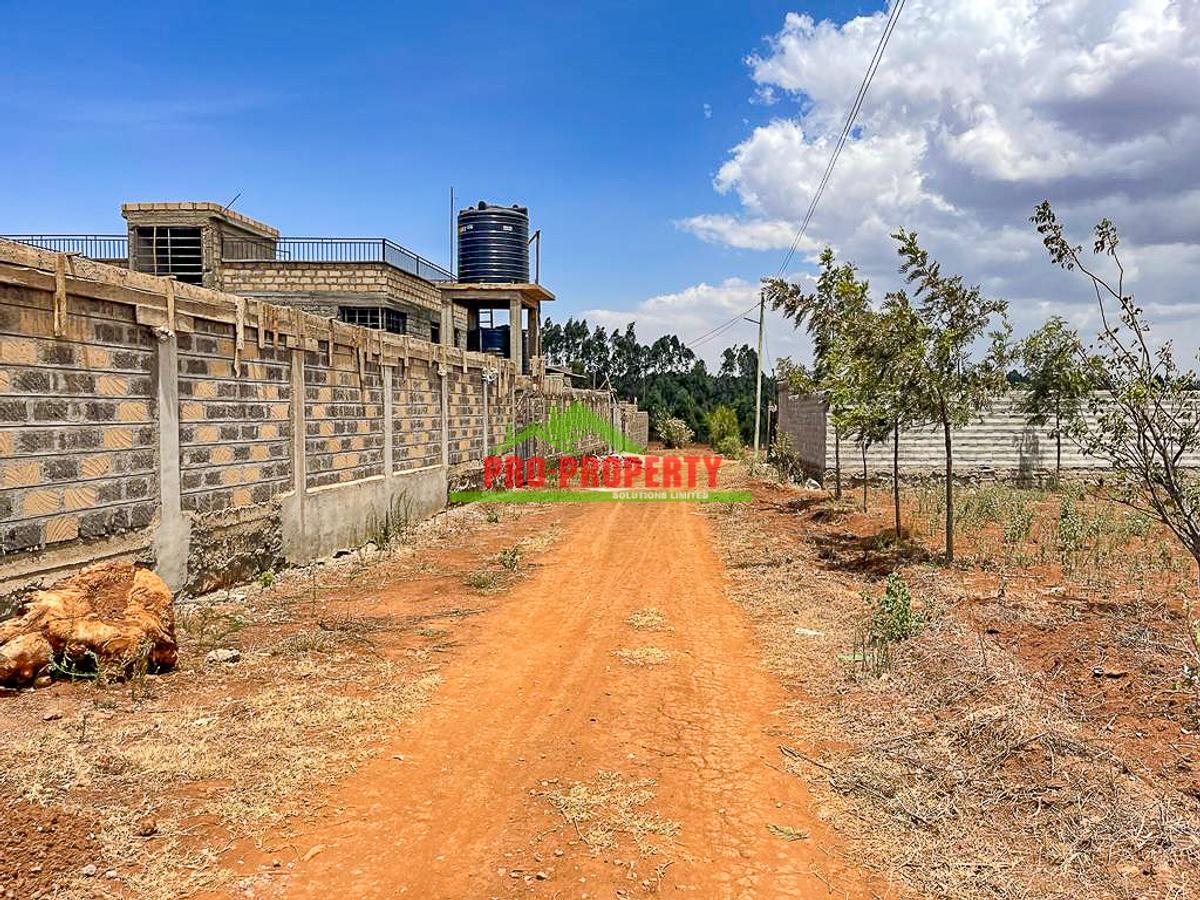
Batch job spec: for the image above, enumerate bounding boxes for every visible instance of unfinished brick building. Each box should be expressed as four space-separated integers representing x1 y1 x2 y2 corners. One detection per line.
0 204 647 595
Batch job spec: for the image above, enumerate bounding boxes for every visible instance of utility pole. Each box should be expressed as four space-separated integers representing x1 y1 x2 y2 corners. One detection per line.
752 288 765 461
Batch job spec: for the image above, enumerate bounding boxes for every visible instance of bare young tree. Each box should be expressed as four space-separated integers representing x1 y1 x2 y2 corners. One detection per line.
1033 202 1200 666
893 229 1011 563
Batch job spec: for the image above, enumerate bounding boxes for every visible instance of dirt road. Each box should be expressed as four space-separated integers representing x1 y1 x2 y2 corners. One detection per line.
233 500 874 898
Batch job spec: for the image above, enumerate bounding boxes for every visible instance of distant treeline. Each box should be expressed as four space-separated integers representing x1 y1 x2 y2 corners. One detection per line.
540 318 775 444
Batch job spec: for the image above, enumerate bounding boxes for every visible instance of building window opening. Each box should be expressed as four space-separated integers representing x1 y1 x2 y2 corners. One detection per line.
337 306 407 334
430 320 441 344
132 226 203 284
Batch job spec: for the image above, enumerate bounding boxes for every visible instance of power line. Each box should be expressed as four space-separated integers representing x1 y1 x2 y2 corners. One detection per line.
684 299 761 349
774 0 907 277
678 0 906 360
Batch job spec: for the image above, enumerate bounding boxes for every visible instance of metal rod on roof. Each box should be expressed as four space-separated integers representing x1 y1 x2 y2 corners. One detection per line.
449 186 456 279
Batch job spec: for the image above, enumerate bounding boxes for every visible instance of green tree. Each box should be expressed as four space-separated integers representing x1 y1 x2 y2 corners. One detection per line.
872 294 929 534
893 229 1011 563
825 307 891 512
540 318 773 444
706 405 743 456
765 247 871 499
1016 316 1095 478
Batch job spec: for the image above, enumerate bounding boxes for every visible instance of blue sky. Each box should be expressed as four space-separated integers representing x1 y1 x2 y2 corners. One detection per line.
5 2 1196 365
0 0 875 345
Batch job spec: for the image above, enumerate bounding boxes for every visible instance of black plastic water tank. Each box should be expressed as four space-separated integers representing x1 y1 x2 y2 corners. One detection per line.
457 202 529 283
479 325 509 353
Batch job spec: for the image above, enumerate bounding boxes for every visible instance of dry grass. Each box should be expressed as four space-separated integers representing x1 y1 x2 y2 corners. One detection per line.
766 823 809 841
2 666 438 899
542 770 680 855
626 607 668 631
813 617 1200 898
613 647 672 667
0 499 566 900
707 463 1200 899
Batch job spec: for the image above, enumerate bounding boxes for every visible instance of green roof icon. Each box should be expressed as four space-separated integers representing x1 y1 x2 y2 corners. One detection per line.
495 401 644 455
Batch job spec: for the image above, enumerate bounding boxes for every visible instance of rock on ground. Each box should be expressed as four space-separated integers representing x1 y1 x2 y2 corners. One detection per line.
0 562 176 687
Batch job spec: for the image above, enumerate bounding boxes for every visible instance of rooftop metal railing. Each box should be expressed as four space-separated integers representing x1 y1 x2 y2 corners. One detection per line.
1 234 128 260
222 236 454 282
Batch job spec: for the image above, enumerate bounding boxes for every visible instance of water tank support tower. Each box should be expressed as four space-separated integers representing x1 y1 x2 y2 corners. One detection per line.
438 201 554 378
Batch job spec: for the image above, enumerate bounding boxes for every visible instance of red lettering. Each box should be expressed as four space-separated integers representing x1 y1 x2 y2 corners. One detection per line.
622 456 643 488
504 455 524 488
525 456 546 487
702 455 722 488
601 456 622 488
483 455 502 488
557 455 578 487
644 456 660 488
685 456 700 487
662 456 681 488
580 455 600 487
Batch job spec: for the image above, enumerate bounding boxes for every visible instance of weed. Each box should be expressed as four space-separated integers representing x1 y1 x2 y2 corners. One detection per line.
869 573 919 644
177 607 246 657
1002 500 1034 545
258 570 275 588
1120 510 1152 539
464 570 500 591
498 545 521 571
1057 493 1085 552
483 505 501 524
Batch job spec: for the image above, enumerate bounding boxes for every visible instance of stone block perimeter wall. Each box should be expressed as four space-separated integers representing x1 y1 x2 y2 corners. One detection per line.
447 367 485 466
776 391 1200 480
393 357 443 471
0 241 647 595
304 344 384 488
178 319 293 513
0 283 159 557
775 392 828 481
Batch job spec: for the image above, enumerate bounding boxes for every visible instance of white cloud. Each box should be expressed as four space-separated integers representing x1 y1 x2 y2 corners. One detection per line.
678 0 1200 359
703 102 713 119
581 277 811 369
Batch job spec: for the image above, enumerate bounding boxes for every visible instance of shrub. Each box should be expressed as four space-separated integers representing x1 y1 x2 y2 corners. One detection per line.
498 546 521 570
769 433 809 484
869 573 919 644
1003 500 1035 545
705 405 743 457
655 416 693 449
1058 494 1084 551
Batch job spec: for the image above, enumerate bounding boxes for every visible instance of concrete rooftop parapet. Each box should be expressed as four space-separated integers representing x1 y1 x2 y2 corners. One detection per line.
121 202 280 239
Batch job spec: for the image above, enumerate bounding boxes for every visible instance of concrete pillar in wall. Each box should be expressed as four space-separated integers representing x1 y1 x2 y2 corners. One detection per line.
152 332 191 590
290 347 307 535
439 363 450 468
440 301 454 347
382 365 394 476
509 298 523 372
